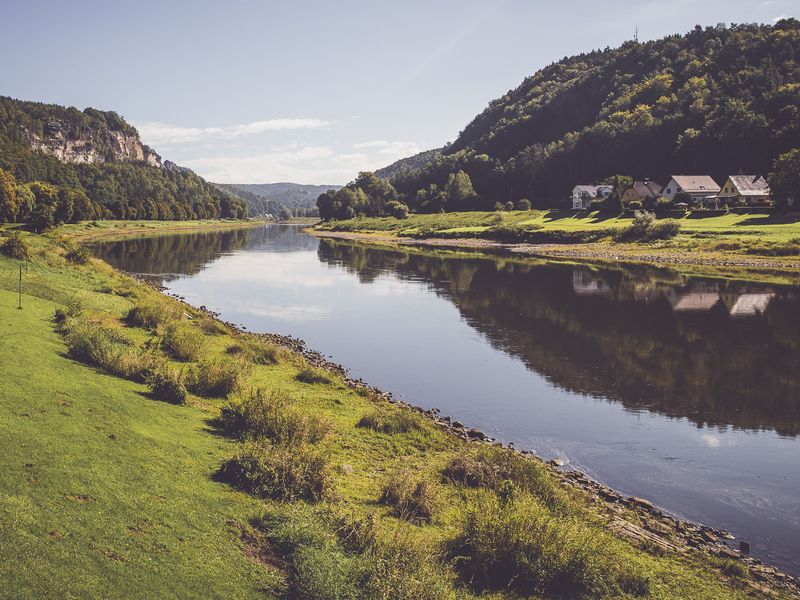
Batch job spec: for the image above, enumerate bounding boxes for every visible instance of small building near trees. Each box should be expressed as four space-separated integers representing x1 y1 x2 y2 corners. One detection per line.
716 175 771 205
661 175 721 205
571 185 613 209
621 180 664 205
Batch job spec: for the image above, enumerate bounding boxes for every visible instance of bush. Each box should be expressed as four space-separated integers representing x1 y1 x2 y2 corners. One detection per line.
226 337 280 365
449 494 650 598
296 366 332 385
161 321 204 361
218 440 331 502
64 242 91 264
148 368 188 404
259 511 457 600
487 222 542 242
656 197 674 210
356 409 423 434
186 357 244 397
221 388 331 445
379 471 439 524
198 317 228 336
614 211 681 242
626 200 643 210
442 446 568 512
385 200 409 219
61 315 156 382
126 297 183 330
0 232 30 259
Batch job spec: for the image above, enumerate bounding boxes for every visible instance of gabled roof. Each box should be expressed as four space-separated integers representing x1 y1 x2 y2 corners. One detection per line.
631 180 663 197
670 175 721 193
727 175 770 196
573 185 611 197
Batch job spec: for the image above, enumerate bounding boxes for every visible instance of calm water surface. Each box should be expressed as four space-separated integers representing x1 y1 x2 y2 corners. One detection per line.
94 224 800 574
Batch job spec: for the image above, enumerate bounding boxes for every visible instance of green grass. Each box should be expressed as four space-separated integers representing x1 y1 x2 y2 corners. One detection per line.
0 224 792 599
316 209 800 248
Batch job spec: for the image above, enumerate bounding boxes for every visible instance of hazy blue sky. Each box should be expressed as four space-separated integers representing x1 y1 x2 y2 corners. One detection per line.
2 0 796 184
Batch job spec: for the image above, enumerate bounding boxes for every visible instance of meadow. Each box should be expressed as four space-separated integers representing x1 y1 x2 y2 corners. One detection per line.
0 223 792 599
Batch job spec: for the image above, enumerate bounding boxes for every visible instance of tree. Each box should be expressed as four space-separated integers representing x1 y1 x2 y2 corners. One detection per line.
516 198 532 211
444 171 478 211
385 200 409 219
278 206 293 221
769 149 800 209
0 168 19 223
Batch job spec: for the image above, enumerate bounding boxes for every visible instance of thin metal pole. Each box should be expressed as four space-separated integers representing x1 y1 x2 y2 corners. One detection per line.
18 263 22 309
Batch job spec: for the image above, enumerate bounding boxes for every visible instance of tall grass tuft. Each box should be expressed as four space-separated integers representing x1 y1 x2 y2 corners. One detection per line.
161 321 204 361
221 388 332 445
379 471 439 524
186 357 245 397
147 368 189 405
442 446 570 513
218 441 331 502
225 337 281 365
258 510 457 600
126 296 184 330
295 366 332 385
449 493 650 598
61 314 156 382
356 409 423 434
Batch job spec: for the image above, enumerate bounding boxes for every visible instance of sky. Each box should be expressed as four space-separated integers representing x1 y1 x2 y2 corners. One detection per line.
2 0 796 185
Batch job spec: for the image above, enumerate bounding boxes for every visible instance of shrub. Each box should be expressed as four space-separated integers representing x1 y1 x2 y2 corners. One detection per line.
379 471 439 524
656 197 674 210
614 211 681 242
357 409 423 434
449 494 650 598
296 366 332 385
198 317 228 336
487 222 542 241
126 297 184 330
186 357 244 397
0 232 30 259
161 321 204 361
62 316 156 382
260 511 457 600
218 440 330 502
385 200 409 219
627 200 643 210
442 446 568 512
226 338 280 365
148 368 188 404
220 388 331 444
64 242 91 264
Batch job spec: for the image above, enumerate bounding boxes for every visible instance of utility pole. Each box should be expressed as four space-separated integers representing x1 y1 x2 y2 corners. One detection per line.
18 263 22 310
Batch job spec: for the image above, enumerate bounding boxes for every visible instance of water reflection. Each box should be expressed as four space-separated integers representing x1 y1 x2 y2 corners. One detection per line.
317 239 800 437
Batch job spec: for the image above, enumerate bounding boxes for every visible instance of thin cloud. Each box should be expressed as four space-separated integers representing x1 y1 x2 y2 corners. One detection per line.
182 140 424 184
135 118 329 145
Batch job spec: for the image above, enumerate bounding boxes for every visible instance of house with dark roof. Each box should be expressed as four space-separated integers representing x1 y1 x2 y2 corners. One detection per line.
621 180 664 204
716 175 771 205
661 176 721 204
571 184 613 209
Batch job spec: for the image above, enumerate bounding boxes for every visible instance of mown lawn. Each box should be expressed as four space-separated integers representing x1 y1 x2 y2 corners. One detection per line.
0 225 792 599
317 209 800 243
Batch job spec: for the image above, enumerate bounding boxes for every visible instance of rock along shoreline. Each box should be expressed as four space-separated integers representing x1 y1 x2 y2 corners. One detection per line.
125 268 798 596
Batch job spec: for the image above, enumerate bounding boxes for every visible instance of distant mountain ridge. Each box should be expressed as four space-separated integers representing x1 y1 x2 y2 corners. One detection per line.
217 182 341 216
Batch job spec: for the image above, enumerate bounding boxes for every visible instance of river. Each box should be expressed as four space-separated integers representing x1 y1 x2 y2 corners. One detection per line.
93 224 800 575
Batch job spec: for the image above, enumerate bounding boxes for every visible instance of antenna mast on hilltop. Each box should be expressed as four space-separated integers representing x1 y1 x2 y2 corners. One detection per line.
634 25 639 43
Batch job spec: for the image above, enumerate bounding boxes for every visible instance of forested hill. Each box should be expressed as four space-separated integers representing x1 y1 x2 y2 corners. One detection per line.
0 96 247 228
382 20 800 211
375 148 442 180
216 182 340 217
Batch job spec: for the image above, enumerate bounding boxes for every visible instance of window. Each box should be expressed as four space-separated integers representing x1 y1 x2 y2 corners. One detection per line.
666 188 671 194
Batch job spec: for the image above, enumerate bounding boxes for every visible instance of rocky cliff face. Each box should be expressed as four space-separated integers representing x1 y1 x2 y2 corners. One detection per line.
27 120 161 167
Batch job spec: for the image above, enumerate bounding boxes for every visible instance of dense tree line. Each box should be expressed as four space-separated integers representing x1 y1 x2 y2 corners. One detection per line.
346 20 800 215
0 97 248 227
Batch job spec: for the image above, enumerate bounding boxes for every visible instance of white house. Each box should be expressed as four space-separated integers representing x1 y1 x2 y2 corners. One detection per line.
571 185 613 209
661 175 721 203
716 175 771 205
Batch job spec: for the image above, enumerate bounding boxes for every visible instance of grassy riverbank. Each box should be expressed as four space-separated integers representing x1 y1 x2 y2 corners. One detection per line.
314 210 800 270
0 222 794 598
58 218 268 243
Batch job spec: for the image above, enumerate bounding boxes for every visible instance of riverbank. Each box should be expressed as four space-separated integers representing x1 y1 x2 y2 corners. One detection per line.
310 228 800 286
58 218 269 243
0 223 797 598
